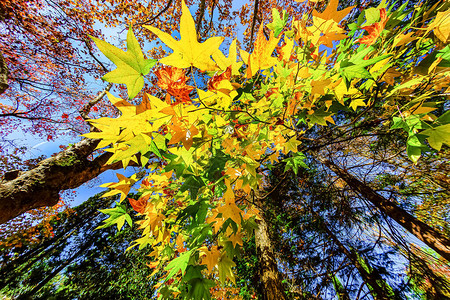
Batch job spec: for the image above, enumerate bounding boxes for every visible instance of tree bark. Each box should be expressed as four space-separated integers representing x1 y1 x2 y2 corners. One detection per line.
319 158 450 262
0 50 8 94
254 197 287 300
0 138 124 224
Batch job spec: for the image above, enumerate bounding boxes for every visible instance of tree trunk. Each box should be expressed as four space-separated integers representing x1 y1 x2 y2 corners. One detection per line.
319 158 450 262
321 219 392 300
254 197 287 300
0 138 126 224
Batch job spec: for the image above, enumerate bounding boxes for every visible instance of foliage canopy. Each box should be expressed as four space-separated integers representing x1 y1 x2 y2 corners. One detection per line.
83 0 450 298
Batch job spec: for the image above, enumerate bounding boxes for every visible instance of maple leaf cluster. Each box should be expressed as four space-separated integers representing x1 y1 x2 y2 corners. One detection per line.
83 0 450 298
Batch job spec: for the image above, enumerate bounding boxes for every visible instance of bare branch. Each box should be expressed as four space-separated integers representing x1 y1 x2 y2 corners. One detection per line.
79 82 113 119
249 0 260 48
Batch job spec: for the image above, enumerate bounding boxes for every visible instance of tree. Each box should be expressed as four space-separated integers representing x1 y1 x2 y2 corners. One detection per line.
250 163 409 299
0 192 158 299
0 0 310 223
0 0 257 228
1 0 449 298
73 0 449 298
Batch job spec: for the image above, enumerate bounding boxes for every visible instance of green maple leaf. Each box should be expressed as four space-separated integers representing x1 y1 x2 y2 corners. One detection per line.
187 278 215 300
90 27 157 99
96 202 132 231
180 175 205 200
421 124 450 151
436 110 450 124
283 152 308 175
339 47 390 86
308 108 334 126
407 144 421 164
340 63 372 83
267 8 288 37
165 250 192 281
218 253 236 284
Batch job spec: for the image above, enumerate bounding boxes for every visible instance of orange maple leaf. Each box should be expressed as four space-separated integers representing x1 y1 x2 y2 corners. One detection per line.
129 196 148 214
145 210 165 232
136 93 152 114
155 66 194 105
168 122 199 150
358 8 388 46
208 66 231 92
312 0 355 23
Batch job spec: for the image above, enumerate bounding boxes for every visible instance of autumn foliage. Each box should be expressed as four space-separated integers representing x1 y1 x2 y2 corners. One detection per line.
81 0 450 298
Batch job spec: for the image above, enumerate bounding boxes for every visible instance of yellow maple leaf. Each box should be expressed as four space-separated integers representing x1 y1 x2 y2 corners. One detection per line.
143 0 223 71
283 136 302 154
227 231 243 248
212 39 243 76
314 17 348 47
427 9 450 43
206 210 225 233
349 98 367 111
279 37 294 62
216 180 243 225
141 204 165 233
240 24 280 78
333 78 359 103
392 32 416 47
100 173 138 201
199 245 221 272
311 78 332 96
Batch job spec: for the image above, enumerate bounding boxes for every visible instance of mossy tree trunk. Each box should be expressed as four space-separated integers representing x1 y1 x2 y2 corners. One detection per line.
0 138 131 224
254 195 287 300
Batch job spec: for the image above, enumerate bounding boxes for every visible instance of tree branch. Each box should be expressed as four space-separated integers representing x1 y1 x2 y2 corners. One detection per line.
318 157 450 262
137 0 173 26
249 0 260 48
79 82 113 119
0 50 9 95
0 138 125 224
195 0 206 35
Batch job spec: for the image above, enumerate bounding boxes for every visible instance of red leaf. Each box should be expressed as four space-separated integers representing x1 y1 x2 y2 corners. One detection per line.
358 8 388 46
155 66 194 105
207 66 231 92
129 196 148 214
